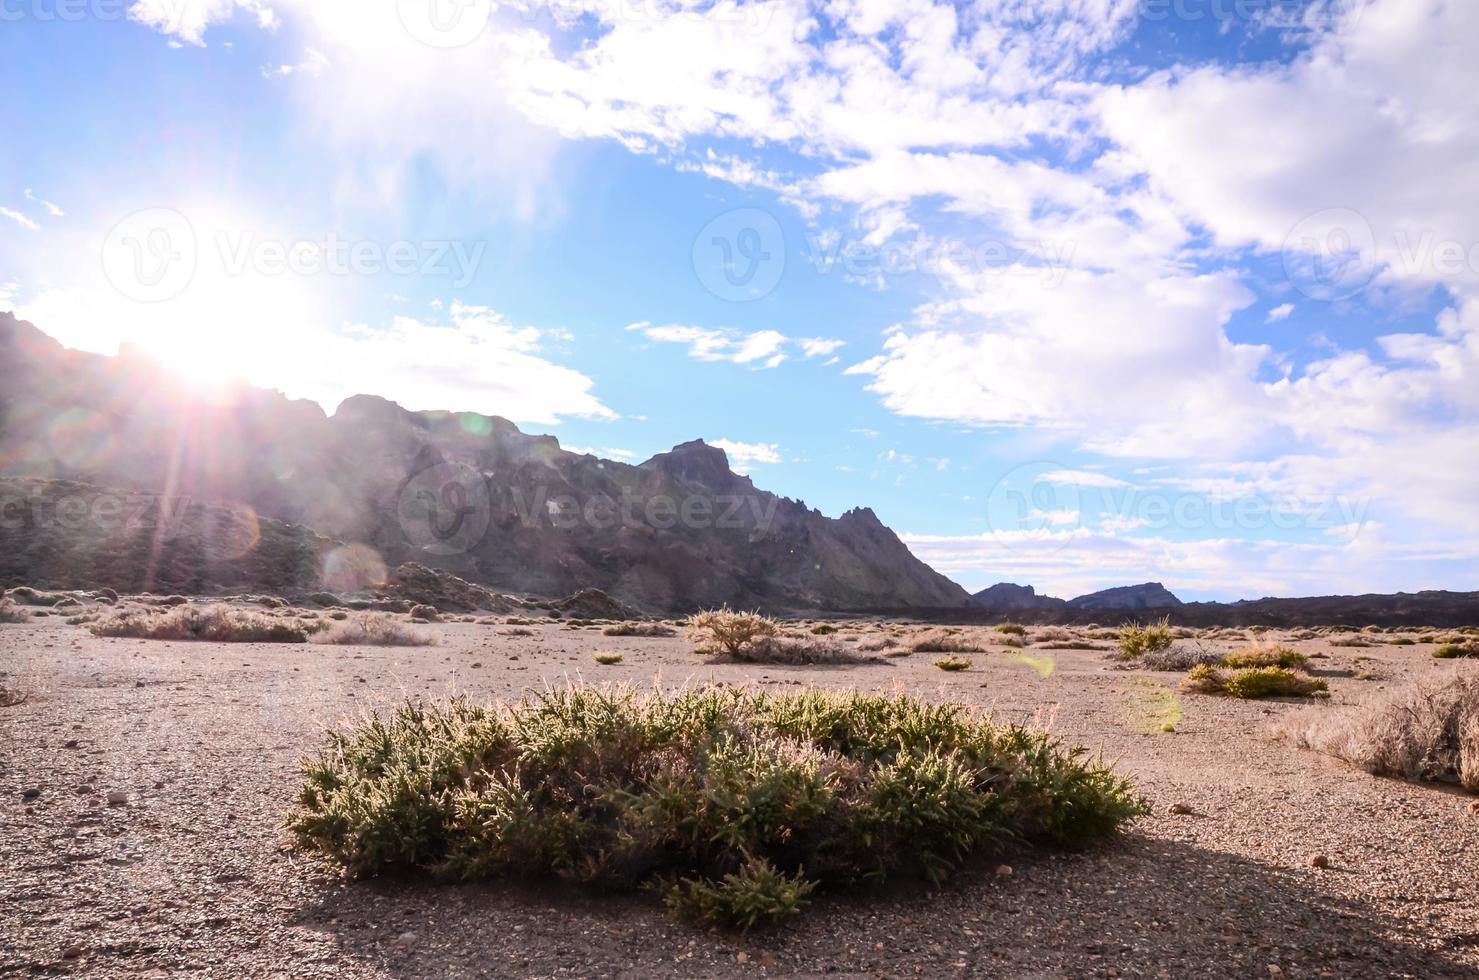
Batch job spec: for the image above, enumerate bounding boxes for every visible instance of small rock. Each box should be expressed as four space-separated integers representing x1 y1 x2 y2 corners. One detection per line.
395 931 417 947
106 791 128 806
758 952 777 967
1168 802 1194 815
61 945 84 959
995 864 1013 878
1468 801 1479 816
736 951 749 964
1307 854 1330 869
1268 965 1284 977
63 739 79 749
21 788 41 800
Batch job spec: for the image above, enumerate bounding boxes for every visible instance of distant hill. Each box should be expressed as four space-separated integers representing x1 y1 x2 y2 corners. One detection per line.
0 313 971 613
972 581 1181 610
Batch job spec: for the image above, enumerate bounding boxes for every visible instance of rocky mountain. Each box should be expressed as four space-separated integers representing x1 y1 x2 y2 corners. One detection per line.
0 314 971 613
1067 582 1182 610
970 583 1066 609
971 581 1182 611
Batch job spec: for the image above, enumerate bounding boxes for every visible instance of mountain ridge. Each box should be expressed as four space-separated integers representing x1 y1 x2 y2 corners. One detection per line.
0 313 971 613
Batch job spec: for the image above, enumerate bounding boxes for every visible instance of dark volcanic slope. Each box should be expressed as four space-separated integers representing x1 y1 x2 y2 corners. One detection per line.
0 314 970 613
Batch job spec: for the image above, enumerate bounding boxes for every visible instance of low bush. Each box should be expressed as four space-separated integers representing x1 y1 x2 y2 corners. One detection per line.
809 623 838 635
314 614 436 647
908 630 985 654
1221 646 1308 670
1184 665 1327 699
1281 675 1478 791
1117 618 1173 660
1136 641 1225 672
995 623 1027 636
592 652 624 665
603 623 677 638
88 604 310 643
1434 644 1479 660
686 608 780 657
287 687 1144 928
934 657 972 671
725 635 864 665
5 587 72 607
0 598 29 624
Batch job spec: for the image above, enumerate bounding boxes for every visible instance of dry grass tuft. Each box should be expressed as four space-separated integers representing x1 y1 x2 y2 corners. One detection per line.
686 608 779 657
0 598 30 624
933 656 972 671
1184 665 1327 699
603 622 676 638
908 630 985 654
1280 674 1479 792
314 614 436 647
88 604 310 643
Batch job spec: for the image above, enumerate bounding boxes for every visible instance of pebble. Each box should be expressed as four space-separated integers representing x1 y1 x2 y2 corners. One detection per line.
1307 854 1330 869
995 864 1014 878
21 787 41 800
1168 802 1194 815
106 791 128 806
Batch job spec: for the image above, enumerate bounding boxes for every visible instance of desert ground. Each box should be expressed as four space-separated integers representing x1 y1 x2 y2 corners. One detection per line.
3 607 1478 979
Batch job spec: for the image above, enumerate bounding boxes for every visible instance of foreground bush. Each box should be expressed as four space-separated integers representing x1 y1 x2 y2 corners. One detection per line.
1220 646 1309 670
1185 664 1327 699
1117 618 1173 660
288 687 1145 928
733 636 864 665
313 614 436 647
908 629 985 654
685 608 780 657
1281 675 1479 791
1434 643 1479 659
0 598 29 624
1135 641 1225 672
88 604 309 643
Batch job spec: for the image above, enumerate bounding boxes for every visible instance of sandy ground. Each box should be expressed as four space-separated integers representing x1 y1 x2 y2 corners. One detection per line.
3 612 1478 979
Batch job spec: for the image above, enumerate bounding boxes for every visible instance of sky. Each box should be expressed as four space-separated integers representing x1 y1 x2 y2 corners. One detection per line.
1 0 1476 601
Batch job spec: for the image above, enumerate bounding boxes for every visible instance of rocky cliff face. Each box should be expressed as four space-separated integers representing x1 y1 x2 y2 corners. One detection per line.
1067 582 1182 610
0 314 970 613
970 583 1066 609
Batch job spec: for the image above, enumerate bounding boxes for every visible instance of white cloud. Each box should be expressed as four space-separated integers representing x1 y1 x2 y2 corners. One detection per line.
627 322 842 369
708 438 783 472
23 190 64 218
129 0 278 46
1 207 40 232
1041 469 1131 489
1266 303 1295 322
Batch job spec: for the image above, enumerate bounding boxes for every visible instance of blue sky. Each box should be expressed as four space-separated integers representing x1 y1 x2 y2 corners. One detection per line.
2 0 1476 600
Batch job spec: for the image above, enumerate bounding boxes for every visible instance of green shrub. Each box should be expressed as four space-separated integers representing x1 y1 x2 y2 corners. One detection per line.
603 623 676 638
288 687 1144 928
934 656 971 671
1185 665 1326 699
1434 644 1479 660
592 652 624 665
995 623 1027 636
1117 618 1173 660
685 608 780 657
1221 646 1308 670
88 604 310 643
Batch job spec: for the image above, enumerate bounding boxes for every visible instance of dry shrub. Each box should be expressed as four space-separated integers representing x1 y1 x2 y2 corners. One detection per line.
724 635 864 665
315 614 436 647
1281 674 1479 792
603 622 676 638
592 652 624 665
88 604 310 643
0 598 29 624
1433 643 1479 660
1184 665 1326 699
908 630 985 654
1134 641 1225 672
934 656 972 671
1117 618 1173 660
686 608 780 657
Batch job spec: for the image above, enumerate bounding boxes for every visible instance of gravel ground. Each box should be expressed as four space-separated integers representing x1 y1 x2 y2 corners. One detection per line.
3 613 1478 978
